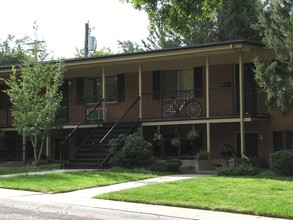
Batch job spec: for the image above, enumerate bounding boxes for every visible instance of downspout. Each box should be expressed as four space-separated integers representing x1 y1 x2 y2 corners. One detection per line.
239 52 248 161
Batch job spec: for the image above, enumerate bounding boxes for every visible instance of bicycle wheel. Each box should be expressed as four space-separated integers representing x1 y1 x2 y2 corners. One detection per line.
185 101 201 118
162 104 176 118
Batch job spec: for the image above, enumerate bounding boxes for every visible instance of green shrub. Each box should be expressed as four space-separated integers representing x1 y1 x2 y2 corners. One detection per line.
196 151 210 160
108 133 153 169
216 164 259 176
149 159 182 172
270 150 293 176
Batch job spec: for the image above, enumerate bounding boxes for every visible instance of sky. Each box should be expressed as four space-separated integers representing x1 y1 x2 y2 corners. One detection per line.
0 0 150 58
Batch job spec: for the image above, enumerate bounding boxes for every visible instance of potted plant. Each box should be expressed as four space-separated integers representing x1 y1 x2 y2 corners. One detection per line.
187 126 199 143
153 132 164 146
171 137 181 147
196 150 210 160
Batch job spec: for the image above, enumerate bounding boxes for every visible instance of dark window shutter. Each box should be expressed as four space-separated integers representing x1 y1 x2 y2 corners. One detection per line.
273 131 283 152
0 84 11 109
152 71 161 100
76 78 84 104
117 74 125 102
194 67 203 97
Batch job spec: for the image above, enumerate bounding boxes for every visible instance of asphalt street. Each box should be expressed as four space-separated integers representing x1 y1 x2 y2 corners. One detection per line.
0 197 190 220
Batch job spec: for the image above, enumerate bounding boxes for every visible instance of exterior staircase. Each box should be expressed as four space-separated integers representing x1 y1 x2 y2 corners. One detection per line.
64 122 138 169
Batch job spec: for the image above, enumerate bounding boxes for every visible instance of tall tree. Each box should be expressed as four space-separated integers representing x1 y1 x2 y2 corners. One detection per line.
123 0 262 48
3 24 65 165
118 40 144 53
121 0 219 38
217 0 262 41
74 47 113 57
142 24 183 50
254 0 293 112
0 35 30 66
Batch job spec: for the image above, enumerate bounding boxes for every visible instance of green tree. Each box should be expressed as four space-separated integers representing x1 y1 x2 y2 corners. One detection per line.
142 24 183 50
74 47 113 57
121 0 219 37
118 40 144 53
254 0 293 112
123 0 261 47
216 0 261 41
0 35 30 66
3 24 65 165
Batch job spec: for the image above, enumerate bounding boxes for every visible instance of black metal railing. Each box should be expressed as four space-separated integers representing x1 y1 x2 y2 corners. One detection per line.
98 97 141 168
60 98 104 167
142 87 268 120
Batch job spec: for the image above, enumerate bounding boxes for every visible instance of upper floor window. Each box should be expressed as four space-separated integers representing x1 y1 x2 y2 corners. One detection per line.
76 74 124 104
152 67 203 100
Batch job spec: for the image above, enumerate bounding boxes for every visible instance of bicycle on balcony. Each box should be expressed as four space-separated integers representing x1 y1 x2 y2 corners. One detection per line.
162 90 202 119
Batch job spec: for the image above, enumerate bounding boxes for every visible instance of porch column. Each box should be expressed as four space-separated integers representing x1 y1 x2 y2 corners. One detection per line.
239 52 245 158
206 122 211 153
138 63 142 119
205 56 211 153
102 66 106 121
205 56 210 118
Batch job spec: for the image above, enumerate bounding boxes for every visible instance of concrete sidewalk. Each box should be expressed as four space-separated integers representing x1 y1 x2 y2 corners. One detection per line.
0 170 288 220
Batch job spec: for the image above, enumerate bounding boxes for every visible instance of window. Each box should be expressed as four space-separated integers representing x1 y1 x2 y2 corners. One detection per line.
273 131 293 152
152 67 203 100
162 68 194 99
85 77 102 103
76 74 124 104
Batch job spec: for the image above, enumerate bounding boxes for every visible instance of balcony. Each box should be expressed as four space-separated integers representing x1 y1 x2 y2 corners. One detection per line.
0 87 269 128
142 87 269 121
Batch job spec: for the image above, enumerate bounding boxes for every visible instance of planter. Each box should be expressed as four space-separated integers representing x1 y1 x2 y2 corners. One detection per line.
194 160 213 172
179 159 213 173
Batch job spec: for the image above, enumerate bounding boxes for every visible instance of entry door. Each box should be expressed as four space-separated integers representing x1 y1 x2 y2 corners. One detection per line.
236 133 258 158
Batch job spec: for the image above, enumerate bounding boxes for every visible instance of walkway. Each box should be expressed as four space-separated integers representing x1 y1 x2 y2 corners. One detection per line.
0 170 287 220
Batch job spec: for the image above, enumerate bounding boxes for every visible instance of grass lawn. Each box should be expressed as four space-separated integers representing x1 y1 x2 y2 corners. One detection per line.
95 176 293 219
0 164 59 175
0 170 158 193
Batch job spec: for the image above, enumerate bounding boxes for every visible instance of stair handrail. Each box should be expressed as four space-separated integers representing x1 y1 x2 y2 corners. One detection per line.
99 118 141 168
60 98 104 168
99 96 140 145
60 98 104 146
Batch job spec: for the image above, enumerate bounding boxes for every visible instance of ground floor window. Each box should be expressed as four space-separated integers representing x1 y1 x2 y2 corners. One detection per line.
273 131 293 152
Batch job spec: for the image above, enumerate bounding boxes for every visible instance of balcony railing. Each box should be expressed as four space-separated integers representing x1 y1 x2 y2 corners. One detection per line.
142 87 269 120
0 88 269 128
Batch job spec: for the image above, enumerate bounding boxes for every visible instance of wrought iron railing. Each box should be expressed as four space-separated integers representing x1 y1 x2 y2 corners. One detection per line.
98 97 141 168
60 98 104 167
142 87 268 120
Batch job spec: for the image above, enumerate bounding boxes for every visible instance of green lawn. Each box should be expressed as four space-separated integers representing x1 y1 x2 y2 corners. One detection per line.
0 170 158 193
0 164 59 175
95 176 293 219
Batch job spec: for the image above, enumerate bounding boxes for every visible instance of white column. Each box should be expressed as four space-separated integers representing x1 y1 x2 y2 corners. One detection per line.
102 66 106 121
239 53 245 157
205 56 211 153
205 56 210 118
206 122 211 153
